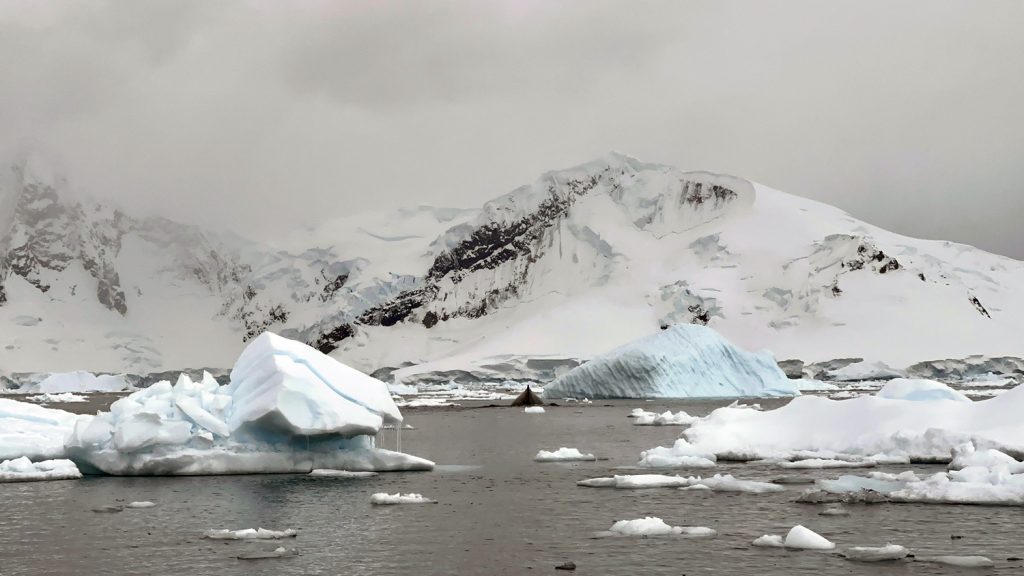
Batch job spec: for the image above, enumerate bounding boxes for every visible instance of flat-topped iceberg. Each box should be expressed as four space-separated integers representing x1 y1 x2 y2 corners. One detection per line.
0 332 433 476
665 381 1024 463
543 325 798 399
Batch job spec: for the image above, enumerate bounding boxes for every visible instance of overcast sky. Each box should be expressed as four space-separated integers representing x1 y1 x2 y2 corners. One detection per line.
1 0 1021 258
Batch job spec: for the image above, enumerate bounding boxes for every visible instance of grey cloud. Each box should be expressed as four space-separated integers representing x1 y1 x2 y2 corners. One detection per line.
0 0 1021 259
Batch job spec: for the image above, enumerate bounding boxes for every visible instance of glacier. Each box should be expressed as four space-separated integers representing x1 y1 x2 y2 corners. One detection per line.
542 324 799 399
0 332 433 477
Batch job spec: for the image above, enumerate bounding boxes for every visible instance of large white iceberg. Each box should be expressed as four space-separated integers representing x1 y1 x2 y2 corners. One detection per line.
0 332 433 476
661 382 1024 463
542 325 798 399
0 399 87 461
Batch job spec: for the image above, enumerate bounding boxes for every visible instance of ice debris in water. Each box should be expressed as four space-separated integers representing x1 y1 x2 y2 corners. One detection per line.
27 393 87 403
534 448 596 462
203 528 298 540
126 501 156 508
308 469 379 478
544 324 799 399
524 406 545 414
370 493 436 505
783 525 835 550
752 534 784 548
237 547 299 560
600 517 716 538
0 456 81 482
917 556 994 568
844 544 909 562
578 473 784 493
637 439 716 468
630 409 697 426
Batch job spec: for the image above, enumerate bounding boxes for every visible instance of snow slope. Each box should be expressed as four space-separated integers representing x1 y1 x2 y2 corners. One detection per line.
2 153 1022 375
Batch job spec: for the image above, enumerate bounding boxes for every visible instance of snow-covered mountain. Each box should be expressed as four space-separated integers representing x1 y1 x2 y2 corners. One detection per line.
2 153 1021 376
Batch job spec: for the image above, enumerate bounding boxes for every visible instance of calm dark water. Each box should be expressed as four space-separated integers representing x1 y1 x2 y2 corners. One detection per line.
1 398 1021 575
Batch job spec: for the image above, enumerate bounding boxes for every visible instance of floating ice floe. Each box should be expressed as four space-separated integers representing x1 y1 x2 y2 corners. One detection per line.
543 324 799 399
126 501 156 508
653 380 1024 464
598 517 715 538
370 492 435 505
394 398 459 408
237 547 299 560
774 458 876 469
308 469 379 478
844 544 909 562
203 528 298 540
578 473 784 493
0 456 81 482
751 534 784 548
916 556 994 568
637 439 716 468
0 332 433 476
27 392 87 403
808 448 1024 505
783 525 835 550
631 409 697 426
524 406 545 414
534 448 596 462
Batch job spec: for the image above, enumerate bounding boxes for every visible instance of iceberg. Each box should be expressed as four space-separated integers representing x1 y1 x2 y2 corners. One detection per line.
34 371 129 393
0 399 87 461
826 361 904 382
0 456 81 482
50 332 433 475
663 383 1024 464
543 325 799 399
875 378 971 402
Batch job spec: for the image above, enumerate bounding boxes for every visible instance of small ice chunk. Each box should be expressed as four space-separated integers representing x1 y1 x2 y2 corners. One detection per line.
370 492 435 504
126 501 156 508
237 546 299 560
690 474 786 494
578 474 691 489
534 448 596 462
845 544 909 562
605 517 714 538
203 528 298 540
778 458 876 469
308 469 379 478
918 556 994 568
875 379 971 402
524 406 545 414
752 534 785 548
784 525 835 550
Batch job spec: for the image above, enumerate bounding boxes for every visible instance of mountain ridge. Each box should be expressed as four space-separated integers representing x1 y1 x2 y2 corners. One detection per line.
1 153 1021 374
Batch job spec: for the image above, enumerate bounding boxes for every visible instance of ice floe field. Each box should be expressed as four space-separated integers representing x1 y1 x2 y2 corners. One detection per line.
3 396 1024 574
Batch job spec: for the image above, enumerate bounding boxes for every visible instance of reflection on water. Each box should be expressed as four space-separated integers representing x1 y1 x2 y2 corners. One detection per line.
2 399 1023 575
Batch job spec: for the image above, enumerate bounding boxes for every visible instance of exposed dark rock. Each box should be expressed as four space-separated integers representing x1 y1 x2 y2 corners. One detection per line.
312 322 355 354
969 295 991 318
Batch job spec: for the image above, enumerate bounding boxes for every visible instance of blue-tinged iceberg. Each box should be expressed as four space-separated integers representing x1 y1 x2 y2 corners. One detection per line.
1 332 433 477
542 324 798 399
